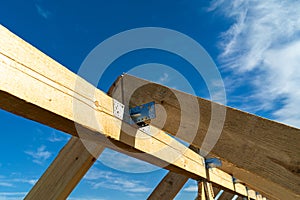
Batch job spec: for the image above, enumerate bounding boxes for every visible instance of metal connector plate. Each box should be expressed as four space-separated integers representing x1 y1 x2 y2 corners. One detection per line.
129 101 156 126
113 99 125 120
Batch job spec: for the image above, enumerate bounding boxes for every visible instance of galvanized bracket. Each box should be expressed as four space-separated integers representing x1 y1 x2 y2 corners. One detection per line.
113 100 155 134
129 101 156 127
113 99 125 120
138 125 151 134
232 176 242 184
205 158 222 168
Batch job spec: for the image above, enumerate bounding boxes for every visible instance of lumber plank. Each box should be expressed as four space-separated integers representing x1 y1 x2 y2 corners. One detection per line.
0 25 277 199
234 183 247 197
247 189 257 200
147 171 189 200
203 181 214 200
256 194 263 200
108 74 300 200
0 24 207 182
208 168 234 192
196 181 206 200
25 137 104 200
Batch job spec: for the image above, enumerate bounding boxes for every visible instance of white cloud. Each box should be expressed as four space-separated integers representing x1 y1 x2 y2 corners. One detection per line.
25 145 51 165
84 168 113 181
0 192 27 200
35 4 51 19
48 130 69 142
11 178 37 185
157 73 169 84
99 149 159 173
84 168 151 193
183 185 197 192
68 198 106 200
0 175 37 188
211 0 300 127
0 182 13 187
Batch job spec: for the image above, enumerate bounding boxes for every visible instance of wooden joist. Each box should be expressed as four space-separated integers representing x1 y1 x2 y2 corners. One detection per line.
196 180 206 200
108 74 300 200
0 25 275 200
25 137 104 200
196 180 214 200
0 24 210 182
147 171 189 200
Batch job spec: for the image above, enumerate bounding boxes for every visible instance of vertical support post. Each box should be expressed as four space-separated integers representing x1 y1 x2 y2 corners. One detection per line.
147 171 189 200
25 137 104 200
196 180 214 200
196 180 206 200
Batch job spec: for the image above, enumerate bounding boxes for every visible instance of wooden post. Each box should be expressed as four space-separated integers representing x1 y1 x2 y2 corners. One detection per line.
0 24 287 200
196 180 214 200
109 73 300 200
25 137 104 200
196 180 206 200
147 171 189 200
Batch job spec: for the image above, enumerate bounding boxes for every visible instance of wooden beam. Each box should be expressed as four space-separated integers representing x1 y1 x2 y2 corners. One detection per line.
25 137 104 200
208 168 234 192
0 24 264 199
203 181 215 200
108 74 300 200
147 171 189 200
256 194 263 200
196 180 206 200
196 180 214 200
0 24 208 183
234 183 248 197
247 189 257 200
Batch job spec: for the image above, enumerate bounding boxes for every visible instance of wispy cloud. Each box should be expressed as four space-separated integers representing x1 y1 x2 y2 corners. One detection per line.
211 0 300 127
35 4 52 19
0 192 27 200
0 178 37 188
25 145 51 165
11 178 37 185
84 167 151 194
99 149 159 173
48 130 69 142
0 174 37 189
183 184 197 192
156 73 169 84
0 182 14 187
69 198 106 200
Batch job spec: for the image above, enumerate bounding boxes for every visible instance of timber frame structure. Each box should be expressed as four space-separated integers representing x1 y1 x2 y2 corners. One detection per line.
0 24 299 200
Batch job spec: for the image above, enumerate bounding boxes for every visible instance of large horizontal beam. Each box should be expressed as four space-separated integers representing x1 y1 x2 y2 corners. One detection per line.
0 24 207 182
108 74 300 200
25 137 104 200
0 25 264 199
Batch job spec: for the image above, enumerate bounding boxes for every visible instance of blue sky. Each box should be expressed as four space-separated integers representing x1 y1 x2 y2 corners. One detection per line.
1 0 300 199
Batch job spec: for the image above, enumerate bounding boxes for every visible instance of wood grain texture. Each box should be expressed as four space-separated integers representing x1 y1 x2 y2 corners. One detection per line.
0 25 272 200
25 137 104 200
147 171 189 200
196 181 206 200
0 24 208 184
108 74 300 200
